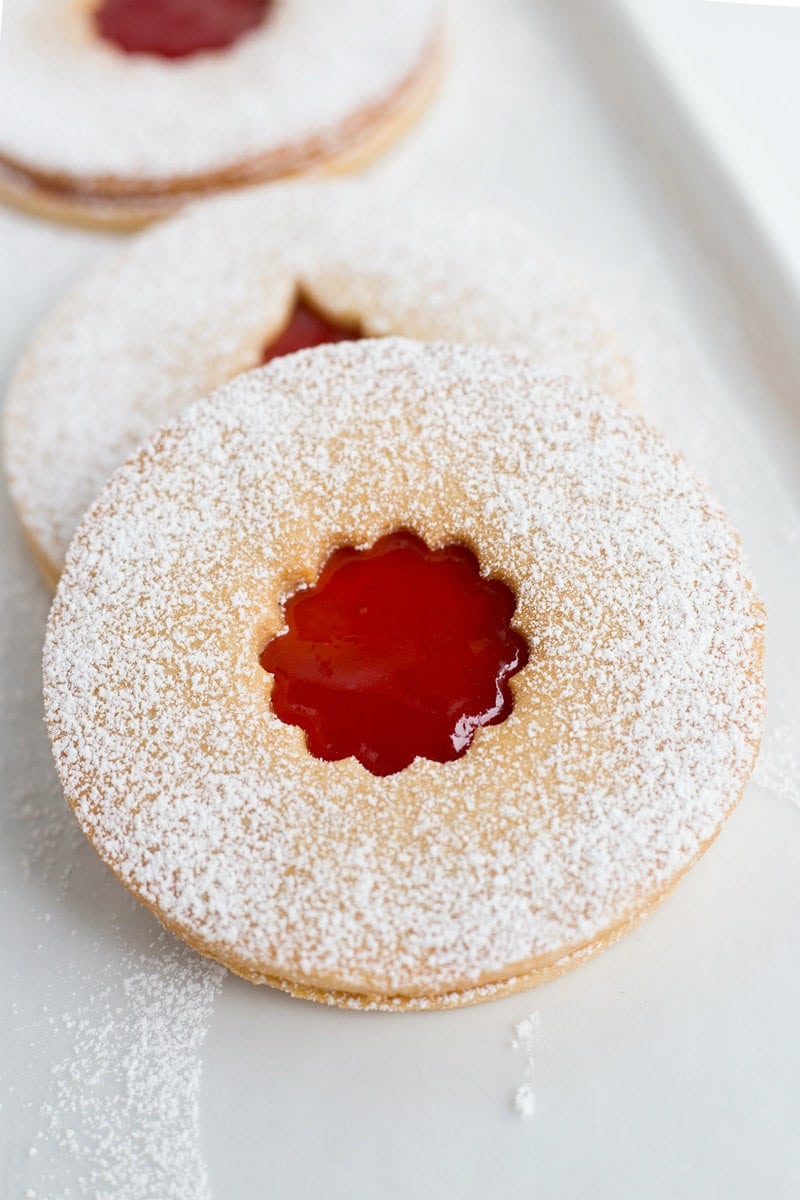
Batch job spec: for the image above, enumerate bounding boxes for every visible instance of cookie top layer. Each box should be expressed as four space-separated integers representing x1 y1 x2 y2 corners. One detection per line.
0 0 439 185
5 181 633 580
43 340 765 1000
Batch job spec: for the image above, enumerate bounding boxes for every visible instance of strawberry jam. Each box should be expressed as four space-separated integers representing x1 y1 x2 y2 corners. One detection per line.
261 299 362 365
95 0 271 60
261 531 529 777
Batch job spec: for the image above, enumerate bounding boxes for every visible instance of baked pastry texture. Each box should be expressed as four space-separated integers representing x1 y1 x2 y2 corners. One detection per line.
43 340 766 1011
5 181 633 585
0 0 442 226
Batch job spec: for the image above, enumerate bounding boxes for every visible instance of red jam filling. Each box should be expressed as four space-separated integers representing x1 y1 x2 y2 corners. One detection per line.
95 0 271 60
261 299 363 365
260 531 529 777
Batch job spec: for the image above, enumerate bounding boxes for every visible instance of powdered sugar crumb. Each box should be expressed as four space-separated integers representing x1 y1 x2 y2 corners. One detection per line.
513 1012 542 1052
514 1085 535 1119
512 1012 541 1118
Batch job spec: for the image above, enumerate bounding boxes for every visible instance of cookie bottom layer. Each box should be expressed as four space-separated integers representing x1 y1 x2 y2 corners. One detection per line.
211 863 695 1011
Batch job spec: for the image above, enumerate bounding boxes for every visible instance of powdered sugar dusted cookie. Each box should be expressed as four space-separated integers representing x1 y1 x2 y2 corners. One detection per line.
43 340 765 1010
0 0 442 226
5 182 634 584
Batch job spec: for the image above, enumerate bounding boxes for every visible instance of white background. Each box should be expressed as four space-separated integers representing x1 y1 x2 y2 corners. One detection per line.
2 1 799 1196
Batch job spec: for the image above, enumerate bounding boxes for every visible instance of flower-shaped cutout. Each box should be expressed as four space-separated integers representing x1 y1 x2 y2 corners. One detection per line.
261 530 529 776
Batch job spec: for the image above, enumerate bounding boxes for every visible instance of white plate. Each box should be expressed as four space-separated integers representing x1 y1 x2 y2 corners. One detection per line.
2 1 799 1197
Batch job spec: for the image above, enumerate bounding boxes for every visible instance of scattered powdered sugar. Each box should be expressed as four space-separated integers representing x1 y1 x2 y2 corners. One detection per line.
10 782 84 900
512 1012 542 1118
26 935 223 1200
0 0 439 183
42 340 765 1003
3 703 225 1198
753 719 800 811
5 179 632 580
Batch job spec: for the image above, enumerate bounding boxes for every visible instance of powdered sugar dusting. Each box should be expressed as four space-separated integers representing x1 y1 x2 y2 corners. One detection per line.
43 340 764 1002
0 0 439 183
5 180 632 579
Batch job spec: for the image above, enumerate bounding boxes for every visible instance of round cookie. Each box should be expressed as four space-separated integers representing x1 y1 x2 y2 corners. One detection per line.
0 0 442 226
5 181 634 586
43 340 766 1011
